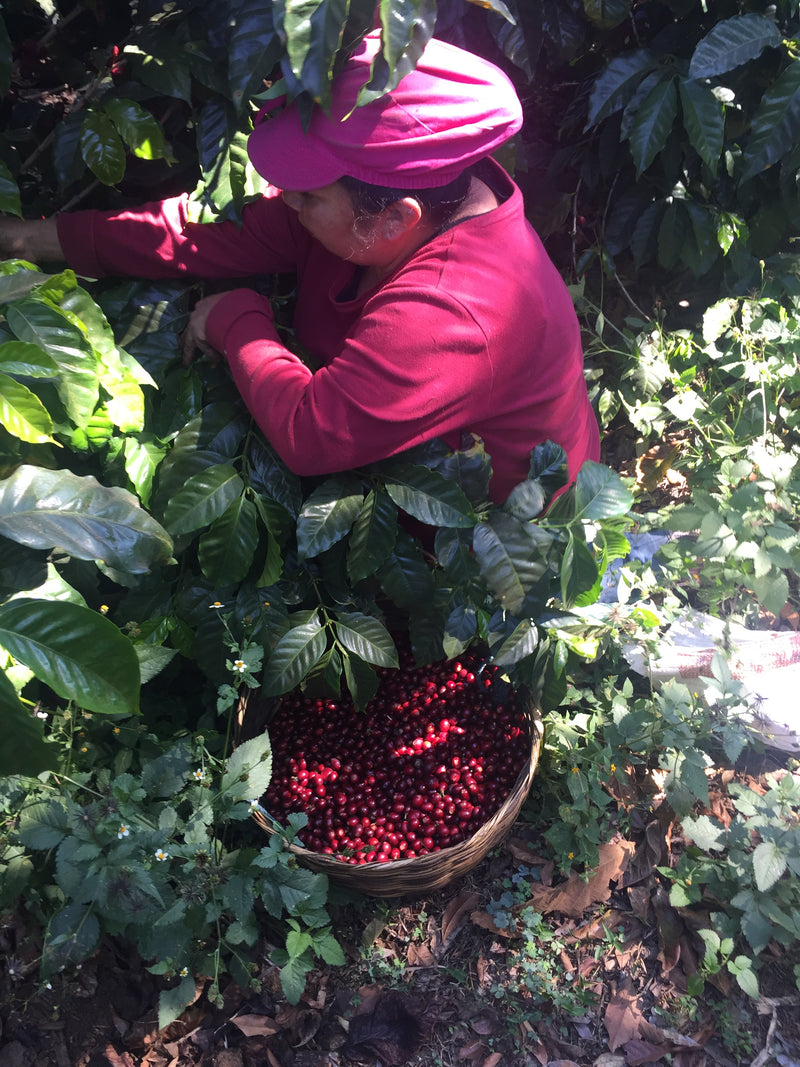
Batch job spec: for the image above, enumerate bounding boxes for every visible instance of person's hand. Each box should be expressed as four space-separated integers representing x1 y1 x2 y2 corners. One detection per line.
181 293 230 366
0 216 64 262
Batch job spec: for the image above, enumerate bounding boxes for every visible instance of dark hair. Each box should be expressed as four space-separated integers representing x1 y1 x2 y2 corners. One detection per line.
339 167 473 228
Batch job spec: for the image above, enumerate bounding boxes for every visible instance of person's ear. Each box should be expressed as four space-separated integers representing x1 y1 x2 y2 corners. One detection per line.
379 197 424 240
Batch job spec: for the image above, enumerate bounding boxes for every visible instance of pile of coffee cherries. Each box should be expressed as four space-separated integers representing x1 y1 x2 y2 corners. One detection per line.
261 649 528 864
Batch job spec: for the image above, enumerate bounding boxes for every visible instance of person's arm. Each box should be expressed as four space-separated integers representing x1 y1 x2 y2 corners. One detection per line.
203 282 489 477
0 217 65 262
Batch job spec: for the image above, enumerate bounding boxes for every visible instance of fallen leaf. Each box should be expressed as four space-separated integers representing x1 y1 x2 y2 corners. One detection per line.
522 839 635 919
604 977 644 1052
342 989 424 1066
407 943 436 967
622 1038 671 1064
440 891 481 953
470 1011 500 1037
623 820 667 888
651 885 683 973
229 1015 280 1039
458 1038 488 1061
480 1054 503 1067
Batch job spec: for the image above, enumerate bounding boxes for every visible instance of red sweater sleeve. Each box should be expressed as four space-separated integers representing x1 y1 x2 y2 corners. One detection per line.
56 191 306 279
205 280 493 478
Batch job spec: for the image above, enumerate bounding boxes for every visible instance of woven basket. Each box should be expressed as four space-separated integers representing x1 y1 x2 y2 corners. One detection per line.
252 694 542 897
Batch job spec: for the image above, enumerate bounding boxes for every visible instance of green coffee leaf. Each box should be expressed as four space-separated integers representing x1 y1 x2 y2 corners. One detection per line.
296 474 363 561
347 489 398 583
491 617 539 666
283 0 350 109
679 78 724 174
628 76 678 176
104 97 167 160
0 669 59 775
0 599 141 716
359 0 436 106
80 110 126 186
198 493 260 585
582 0 630 30
6 301 99 428
688 13 782 79
742 59 800 180
0 373 55 444
334 611 398 668
164 464 244 537
586 49 657 127
262 615 327 695
342 649 379 710
0 465 173 574
0 340 58 377
384 463 475 528
228 0 282 112
473 511 549 615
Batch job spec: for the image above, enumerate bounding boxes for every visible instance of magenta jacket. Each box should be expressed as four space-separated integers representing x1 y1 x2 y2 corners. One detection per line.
57 162 600 503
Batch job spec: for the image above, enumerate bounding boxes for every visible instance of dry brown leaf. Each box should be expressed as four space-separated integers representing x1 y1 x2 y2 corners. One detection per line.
440 891 481 952
624 820 668 888
623 1038 671 1064
458 1038 488 1061
476 957 491 985
407 943 436 967
480 1054 503 1067
229 1015 280 1039
651 885 683 973
470 1011 500 1037
522 839 635 919
604 977 645 1052
470 909 517 937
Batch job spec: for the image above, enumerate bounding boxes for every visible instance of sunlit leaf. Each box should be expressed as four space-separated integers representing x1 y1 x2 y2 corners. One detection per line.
0 465 173 574
104 97 168 161
0 668 59 775
261 614 327 695
80 110 126 186
296 474 363 561
384 463 475 528
334 610 398 668
0 599 140 716
0 373 55 443
164 463 244 537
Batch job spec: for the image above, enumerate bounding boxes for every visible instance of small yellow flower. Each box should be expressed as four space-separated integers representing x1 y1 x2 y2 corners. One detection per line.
609 763 616 774
568 852 574 860
80 746 88 753
99 604 109 615
571 766 579 774
118 825 130 839
686 878 692 885
262 600 270 608
113 727 120 735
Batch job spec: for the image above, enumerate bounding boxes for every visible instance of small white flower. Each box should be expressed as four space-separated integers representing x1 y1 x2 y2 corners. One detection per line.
117 825 130 839
154 848 169 862
180 967 189 977
233 659 246 673
35 710 48 720
193 769 204 781
209 601 223 609
249 799 260 811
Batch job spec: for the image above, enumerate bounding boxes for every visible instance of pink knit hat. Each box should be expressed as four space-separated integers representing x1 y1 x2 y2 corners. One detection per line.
247 32 522 190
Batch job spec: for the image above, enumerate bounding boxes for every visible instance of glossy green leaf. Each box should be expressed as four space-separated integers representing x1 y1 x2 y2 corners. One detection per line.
377 529 436 609
104 98 167 161
688 13 782 80
0 599 140 716
560 533 599 607
0 159 21 218
296 474 363 561
443 602 477 659
628 77 678 176
586 49 657 127
492 617 539 666
384 463 474 528
582 0 630 29
124 42 192 102
358 0 437 105
742 59 800 179
571 462 633 522
334 611 398 668
0 465 173 574
0 269 45 306
473 512 549 614
0 668 59 775
284 0 349 108
124 436 165 507
164 463 244 537
198 493 260 586
504 480 546 521
261 614 327 695
80 110 126 186
228 0 282 111
347 488 398 583
435 527 479 585
196 98 250 218
342 648 379 710
0 340 58 377
541 0 585 58
679 78 724 174
0 373 55 444
6 301 98 428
